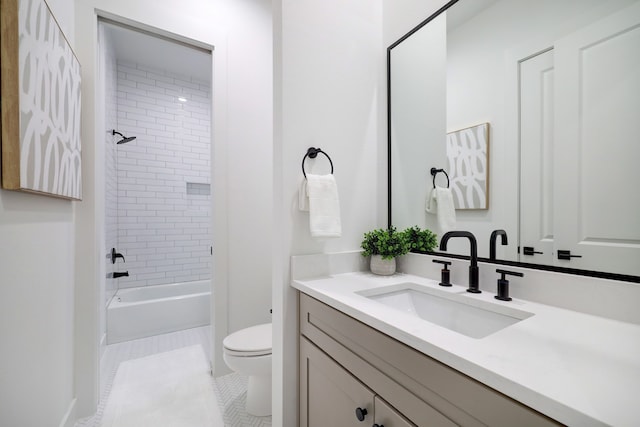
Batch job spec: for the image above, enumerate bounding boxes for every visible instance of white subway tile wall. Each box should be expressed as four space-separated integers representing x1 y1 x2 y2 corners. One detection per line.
115 61 211 288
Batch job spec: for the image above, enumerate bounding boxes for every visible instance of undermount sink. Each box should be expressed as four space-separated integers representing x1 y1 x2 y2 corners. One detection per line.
357 283 533 339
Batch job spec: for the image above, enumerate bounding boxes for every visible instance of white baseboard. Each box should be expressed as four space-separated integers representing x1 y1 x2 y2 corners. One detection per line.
58 398 77 427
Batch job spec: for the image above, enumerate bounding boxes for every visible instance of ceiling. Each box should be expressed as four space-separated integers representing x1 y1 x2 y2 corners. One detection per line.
103 21 212 83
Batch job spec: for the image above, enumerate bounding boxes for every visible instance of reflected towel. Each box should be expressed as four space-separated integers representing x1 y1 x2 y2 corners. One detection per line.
307 174 342 238
298 179 309 212
426 186 456 233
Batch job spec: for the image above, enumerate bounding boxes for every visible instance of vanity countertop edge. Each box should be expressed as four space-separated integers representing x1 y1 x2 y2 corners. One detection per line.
292 271 640 427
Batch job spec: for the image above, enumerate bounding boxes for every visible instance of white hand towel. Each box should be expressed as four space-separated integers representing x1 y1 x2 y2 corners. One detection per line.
306 174 342 238
298 179 309 212
426 186 456 233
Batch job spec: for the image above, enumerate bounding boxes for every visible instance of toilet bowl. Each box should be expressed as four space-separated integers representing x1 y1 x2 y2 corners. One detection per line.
223 323 272 416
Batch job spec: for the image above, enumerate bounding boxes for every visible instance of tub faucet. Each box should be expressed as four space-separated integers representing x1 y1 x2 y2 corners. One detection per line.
112 271 129 279
489 229 508 260
439 231 480 293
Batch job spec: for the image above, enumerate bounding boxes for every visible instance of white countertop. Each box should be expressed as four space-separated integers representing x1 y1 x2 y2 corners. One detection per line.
292 271 640 427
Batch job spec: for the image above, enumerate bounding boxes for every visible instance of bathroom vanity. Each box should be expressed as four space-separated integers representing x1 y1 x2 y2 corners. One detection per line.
299 293 557 426
292 257 640 427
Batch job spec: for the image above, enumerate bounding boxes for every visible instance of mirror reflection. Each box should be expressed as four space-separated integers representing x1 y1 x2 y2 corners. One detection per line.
389 0 640 277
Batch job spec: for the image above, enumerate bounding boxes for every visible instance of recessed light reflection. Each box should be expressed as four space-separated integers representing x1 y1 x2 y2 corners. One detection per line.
178 97 187 102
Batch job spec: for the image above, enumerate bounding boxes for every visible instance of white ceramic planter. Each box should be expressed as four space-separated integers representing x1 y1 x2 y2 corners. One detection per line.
370 255 396 276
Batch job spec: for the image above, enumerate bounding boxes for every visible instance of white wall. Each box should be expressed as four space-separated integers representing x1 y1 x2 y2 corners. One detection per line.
273 0 390 424
74 0 272 416
209 0 273 341
383 0 448 47
0 1 78 426
390 14 447 232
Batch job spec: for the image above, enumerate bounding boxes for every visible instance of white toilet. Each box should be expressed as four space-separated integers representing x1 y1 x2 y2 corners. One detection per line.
223 323 272 416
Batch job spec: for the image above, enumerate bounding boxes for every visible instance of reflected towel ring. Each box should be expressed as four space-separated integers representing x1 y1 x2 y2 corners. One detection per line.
302 147 334 179
430 167 450 188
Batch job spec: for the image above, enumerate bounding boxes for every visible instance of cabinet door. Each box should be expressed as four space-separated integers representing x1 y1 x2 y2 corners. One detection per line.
374 396 416 427
300 337 375 427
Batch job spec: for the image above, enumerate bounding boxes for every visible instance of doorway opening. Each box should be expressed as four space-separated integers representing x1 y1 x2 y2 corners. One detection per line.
98 16 213 399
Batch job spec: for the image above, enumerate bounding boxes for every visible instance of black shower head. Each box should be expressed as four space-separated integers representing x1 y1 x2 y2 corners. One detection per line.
117 136 136 144
112 130 136 144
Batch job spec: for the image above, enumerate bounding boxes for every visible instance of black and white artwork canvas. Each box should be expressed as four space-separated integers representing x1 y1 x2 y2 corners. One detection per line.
446 123 489 210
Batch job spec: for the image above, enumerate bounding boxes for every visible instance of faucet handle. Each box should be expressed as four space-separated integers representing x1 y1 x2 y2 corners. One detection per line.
110 247 126 263
494 269 524 301
432 259 452 287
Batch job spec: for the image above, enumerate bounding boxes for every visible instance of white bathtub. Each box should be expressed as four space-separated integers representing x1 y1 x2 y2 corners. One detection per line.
107 280 211 344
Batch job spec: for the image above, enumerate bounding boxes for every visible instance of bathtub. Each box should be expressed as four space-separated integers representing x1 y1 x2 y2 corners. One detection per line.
107 280 211 344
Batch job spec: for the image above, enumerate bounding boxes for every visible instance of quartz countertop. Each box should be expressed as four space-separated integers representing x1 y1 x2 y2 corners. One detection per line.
292 271 640 427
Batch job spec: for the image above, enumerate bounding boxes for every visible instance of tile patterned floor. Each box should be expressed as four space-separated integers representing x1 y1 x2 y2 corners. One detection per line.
75 327 271 427
214 372 272 427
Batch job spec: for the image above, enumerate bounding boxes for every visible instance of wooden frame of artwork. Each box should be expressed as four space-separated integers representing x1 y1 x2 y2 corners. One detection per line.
1 0 82 200
446 122 490 210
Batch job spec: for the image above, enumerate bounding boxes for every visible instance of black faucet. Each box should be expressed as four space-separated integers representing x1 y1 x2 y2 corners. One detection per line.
439 231 480 293
489 229 508 260
112 271 129 279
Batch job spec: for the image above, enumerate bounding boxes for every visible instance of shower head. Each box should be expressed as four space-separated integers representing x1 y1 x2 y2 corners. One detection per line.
118 136 136 144
112 130 136 144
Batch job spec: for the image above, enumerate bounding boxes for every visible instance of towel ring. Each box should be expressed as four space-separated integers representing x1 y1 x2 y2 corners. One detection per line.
430 167 450 188
302 147 334 179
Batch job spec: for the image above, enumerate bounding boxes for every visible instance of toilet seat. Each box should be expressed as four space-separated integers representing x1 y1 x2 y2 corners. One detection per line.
223 323 272 357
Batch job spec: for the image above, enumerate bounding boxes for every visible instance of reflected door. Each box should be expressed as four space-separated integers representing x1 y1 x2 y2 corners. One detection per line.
554 2 640 275
519 49 555 266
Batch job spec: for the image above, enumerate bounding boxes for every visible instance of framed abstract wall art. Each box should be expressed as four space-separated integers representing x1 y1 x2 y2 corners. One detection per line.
1 0 82 200
446 123 489 210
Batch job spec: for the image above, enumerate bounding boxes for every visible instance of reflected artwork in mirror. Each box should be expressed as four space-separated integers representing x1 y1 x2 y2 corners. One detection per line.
388 0 640 280
447 123 489 210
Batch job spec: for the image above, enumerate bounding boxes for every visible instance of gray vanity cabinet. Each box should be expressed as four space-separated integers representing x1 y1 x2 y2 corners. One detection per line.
299 293 561 427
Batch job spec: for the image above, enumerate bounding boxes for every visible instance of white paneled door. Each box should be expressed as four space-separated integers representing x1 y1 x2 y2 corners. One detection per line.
519 49 555 266
554 2 640 275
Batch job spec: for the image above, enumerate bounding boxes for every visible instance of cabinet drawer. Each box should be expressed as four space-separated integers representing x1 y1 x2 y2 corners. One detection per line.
300 293 561 427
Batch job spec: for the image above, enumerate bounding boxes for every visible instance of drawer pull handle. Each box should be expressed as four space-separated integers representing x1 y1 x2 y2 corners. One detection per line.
355 407 368 421
373 424 384 427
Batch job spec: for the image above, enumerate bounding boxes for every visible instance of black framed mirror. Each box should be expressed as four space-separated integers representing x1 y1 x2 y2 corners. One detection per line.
387 0 640 282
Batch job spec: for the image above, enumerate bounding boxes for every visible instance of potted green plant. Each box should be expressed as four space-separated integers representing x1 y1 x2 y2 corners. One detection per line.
360 226 410 275
404 226 438 253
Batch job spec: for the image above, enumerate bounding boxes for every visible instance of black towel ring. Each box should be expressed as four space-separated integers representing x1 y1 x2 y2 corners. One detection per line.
430 167 450 188
302 147 334 179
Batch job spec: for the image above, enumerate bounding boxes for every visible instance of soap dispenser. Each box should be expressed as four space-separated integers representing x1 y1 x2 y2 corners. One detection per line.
494 269 524 301
432 259 452 287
